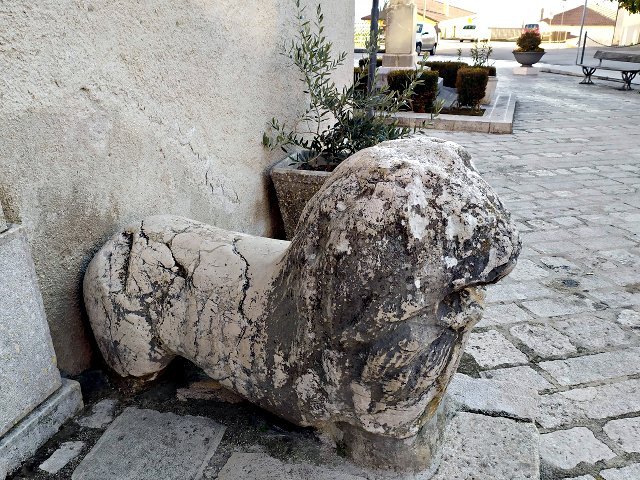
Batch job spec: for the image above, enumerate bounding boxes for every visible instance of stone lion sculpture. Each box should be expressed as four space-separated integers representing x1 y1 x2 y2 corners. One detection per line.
84 136 520 471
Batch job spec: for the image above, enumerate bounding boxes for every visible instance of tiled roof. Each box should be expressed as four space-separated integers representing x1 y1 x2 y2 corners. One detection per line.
361 0 475 22
542 6 616 27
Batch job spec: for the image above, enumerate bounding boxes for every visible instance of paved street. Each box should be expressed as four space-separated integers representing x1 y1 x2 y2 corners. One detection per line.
432 69 640 479
436 38 594 64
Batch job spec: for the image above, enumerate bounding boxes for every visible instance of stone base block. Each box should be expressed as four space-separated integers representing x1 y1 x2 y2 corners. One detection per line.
382 53 417 68
513 66 539 76
1 224 63 437
0 380 83 476
0 205 6 233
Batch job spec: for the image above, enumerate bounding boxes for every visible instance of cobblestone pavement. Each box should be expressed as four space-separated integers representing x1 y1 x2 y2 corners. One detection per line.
432 71 640 479
8 72 640 480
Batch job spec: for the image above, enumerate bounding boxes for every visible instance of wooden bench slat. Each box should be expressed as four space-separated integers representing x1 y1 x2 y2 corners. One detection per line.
578 65 640 72
594 50 640 63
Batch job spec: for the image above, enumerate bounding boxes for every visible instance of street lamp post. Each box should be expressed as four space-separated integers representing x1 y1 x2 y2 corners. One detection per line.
576 0 589 63
368 0 380 97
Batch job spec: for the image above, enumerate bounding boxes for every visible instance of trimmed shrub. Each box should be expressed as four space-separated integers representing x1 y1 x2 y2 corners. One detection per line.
387 69 415 93
456 67 489 109
387 69 440 113
516 31 543 52
413 70 440 113
483 66 497 77
420 61 469 88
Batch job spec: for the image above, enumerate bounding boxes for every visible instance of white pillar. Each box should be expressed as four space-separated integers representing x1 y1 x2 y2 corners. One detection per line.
383 0 417 68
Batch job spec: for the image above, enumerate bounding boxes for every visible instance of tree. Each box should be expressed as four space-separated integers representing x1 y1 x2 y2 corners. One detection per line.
615 0 640 14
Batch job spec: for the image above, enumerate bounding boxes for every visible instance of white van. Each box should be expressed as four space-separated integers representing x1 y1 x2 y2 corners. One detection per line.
416 23 438 55
459 24 491 42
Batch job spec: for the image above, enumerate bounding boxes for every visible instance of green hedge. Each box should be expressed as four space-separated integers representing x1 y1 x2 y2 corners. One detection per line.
387 70 414 93
482 66 497 77
456 67 489 109
413 70 439 112
387 69 439 113
420 61 469 87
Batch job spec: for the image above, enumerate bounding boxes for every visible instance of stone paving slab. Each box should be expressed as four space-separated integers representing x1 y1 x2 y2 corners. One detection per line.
72 408 225 480
538 347 640 386
448 374 539 422
431 412 539 480
603 417 640 454
39 441 85 474
465 330 529 368
480 366 554 393
217 452 366 480
510 323 577 359
539 379 640 429
600 463 640 480
539 427 615 471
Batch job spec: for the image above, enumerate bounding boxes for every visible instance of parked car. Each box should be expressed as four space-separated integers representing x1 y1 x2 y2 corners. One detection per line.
522 22 550 35
416 23 438 55
459 24 491 42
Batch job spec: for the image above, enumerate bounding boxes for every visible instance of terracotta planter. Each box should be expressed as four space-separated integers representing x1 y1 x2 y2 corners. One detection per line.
513 51 545 67
480 76 498 105
271 153 331 240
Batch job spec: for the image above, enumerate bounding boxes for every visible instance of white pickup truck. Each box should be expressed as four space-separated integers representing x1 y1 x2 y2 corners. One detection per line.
416 23 438 55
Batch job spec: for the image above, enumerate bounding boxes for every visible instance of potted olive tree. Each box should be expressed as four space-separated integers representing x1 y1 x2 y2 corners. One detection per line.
264 1 425 239
513 31 545 67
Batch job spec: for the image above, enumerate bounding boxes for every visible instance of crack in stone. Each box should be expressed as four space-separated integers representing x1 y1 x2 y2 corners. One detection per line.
232 237 251 346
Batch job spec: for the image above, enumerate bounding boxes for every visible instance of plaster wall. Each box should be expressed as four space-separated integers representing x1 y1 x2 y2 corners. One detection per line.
0 0 354 374
614 9 640 45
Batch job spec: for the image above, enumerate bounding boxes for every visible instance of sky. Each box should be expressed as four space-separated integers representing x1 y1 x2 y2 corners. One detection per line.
354 0 616 26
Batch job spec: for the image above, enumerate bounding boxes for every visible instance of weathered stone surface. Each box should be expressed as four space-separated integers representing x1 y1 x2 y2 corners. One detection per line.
466 330 529 368
0 204 6 233
0 225 62 437
72 408 225 480
553 317 637 351
475 302 532 327
510 323 577 358
481 366 553 392
76 399 118 429
83 137 520 469
507 258 550 281
0 380 83 476
539 427 615 470
603 417 640 453
448 373 538 422
600 463 640 480
217 452 366 480
617 309 640 328
539 347 640 386
539 379 640 429
522 297 596 318
564 476 596 480
431 412 539 480
39 441 85 474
